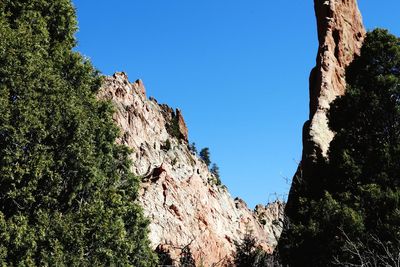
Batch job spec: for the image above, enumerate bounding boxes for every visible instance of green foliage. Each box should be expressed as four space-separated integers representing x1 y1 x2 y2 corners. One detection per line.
279 29 400 266
234 232 262 267
166 111 183 140
199 148 223 185
210 163 222 186
199 147 211 167
0 0 156 265
234 231 274 267
188 142 197 154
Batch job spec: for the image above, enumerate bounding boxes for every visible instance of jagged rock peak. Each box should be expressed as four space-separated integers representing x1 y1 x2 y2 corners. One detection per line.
98 73 284 266
133 78 146 97
307 0 365 158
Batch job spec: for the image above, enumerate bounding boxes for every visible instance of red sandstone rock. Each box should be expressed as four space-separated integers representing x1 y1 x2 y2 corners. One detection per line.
98 73 284 266
176 109 189 142
307 0 365 158
133 79 146 97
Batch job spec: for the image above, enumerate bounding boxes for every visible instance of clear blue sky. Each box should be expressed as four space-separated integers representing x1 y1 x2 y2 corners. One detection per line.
72 0 400 208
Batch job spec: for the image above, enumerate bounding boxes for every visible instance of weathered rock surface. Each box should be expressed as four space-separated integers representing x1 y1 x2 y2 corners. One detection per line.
98 72 284 266
306 0 365 158
283 0 366 255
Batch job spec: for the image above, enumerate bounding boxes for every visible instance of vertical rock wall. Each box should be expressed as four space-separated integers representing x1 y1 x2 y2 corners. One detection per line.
280 0 366 262
305 0 365 159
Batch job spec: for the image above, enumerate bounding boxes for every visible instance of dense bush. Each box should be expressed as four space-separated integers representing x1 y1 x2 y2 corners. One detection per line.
0 0 156 265
279 29 400 266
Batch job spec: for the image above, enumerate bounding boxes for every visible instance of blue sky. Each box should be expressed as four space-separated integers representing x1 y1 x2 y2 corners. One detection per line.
72 0 400 208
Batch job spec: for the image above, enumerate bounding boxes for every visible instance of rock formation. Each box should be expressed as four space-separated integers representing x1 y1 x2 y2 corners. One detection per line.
98 72 284 266
305 0 365 159
280 0 366 261
286 0 365 228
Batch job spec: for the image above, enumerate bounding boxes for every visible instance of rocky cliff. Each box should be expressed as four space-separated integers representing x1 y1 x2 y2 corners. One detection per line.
281 0 366 261
98 72 284 266
305 0 365 159
286 0 366 226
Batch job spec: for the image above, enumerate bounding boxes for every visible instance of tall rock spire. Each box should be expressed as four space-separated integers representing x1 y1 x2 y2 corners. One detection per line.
279 2 366 264
305 0 365 159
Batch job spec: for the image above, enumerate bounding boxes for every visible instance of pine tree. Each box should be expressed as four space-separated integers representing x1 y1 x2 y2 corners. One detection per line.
234 232 259 267
199 147 211 167
279 29 400 266
210 163 221 185
0 0 156 265
188 142 197 154
234 230 271 267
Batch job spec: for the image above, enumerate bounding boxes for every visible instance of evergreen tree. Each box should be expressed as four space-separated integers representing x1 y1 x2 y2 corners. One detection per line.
234 231 271 267
210 163 221 186
234 232 260 267
199 147 211 167
279 29 400 266
0 0 156 265
188 142 197 154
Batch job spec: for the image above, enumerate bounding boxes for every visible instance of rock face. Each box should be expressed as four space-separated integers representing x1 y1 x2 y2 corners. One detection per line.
285 0 365 237
98 72 284 266
306 0 365 159
280 0 366 261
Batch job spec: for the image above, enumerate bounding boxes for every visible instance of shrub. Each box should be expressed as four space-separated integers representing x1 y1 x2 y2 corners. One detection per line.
162 139 172 151
179 245 195 267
